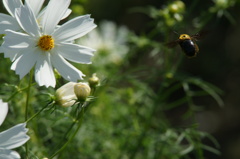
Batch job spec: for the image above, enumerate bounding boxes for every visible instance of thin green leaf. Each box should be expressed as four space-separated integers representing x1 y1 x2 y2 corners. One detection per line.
186 78 224 107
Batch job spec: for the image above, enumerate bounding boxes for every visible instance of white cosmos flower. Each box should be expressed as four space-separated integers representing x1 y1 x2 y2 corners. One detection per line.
0 0 71 34
0 100 30 159
1 0 96 88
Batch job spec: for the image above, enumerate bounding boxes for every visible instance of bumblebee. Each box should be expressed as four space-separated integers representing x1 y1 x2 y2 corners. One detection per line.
167 31 207 58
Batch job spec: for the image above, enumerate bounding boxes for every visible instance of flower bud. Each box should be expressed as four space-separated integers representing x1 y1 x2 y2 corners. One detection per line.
169 0 185 13
56 82 77 107
74 82 91 102
88 73 100 88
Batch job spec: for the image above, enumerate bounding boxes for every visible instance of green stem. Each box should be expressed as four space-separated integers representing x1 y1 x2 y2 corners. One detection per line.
182 82 205 158
25 69 34 159
26 103 50 123
49 106 85 159
25 70 34 121
6 83 36 102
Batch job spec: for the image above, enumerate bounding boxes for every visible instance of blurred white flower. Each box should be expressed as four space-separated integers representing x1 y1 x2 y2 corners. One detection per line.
78 21 129 65
1 0 96 87
0 0 71 34
0 100 30 159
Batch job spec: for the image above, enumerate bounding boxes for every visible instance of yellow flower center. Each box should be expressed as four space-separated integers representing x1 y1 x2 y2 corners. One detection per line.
38 35 55 51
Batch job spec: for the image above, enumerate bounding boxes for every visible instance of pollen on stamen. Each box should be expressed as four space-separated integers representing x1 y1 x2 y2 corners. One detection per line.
38 35 55 51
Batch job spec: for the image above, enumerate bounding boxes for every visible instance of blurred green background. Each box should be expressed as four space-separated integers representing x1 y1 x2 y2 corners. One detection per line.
1 0 240 159
86 0 240 158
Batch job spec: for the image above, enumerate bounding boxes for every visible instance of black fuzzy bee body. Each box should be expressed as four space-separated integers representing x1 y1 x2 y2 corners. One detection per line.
178 38 199 57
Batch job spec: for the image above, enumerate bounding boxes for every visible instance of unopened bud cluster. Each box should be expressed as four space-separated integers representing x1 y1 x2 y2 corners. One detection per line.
55 74 100 107
159 0 185 27
56 82 91 107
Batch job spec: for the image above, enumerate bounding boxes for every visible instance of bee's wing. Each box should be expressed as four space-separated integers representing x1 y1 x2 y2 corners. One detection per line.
166 40 179 48
191 30 209 40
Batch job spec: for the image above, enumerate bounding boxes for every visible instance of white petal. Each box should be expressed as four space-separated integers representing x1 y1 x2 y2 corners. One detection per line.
34 52 56 87
2 30 34 49
1 30 35 61
37 8 71 27
15 4 41 37
25 0 45 16
0 100 8 126
100 21 117 41
51 51 85 82
78 29 101 48
0 149 21 159
2 48 23 62
56 43 94 64
11 47 39 79
0 123 29 149
0 14 21 34
53 15 97 42
41 0 70 34
62 9 72 20
3 0 22 17
36 8 46 24
2 48 21 62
